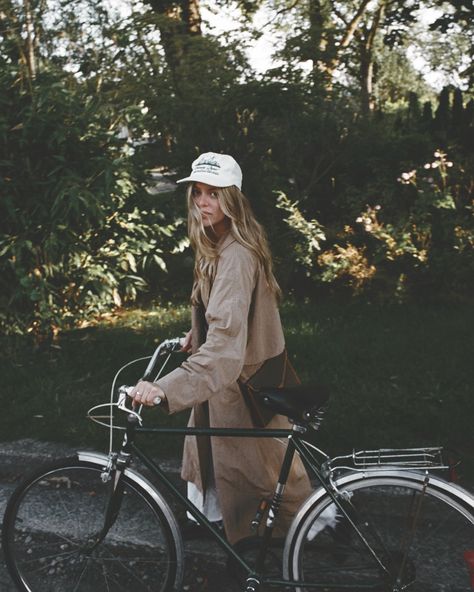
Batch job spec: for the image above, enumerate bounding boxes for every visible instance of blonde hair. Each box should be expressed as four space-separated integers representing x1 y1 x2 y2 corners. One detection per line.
186 184 281 304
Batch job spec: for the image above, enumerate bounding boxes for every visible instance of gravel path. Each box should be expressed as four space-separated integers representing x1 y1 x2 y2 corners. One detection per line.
1 439 473 591
0 440 248 591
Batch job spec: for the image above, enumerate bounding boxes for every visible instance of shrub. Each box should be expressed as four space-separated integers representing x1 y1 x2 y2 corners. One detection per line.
0 67 185 338
275 150 474 300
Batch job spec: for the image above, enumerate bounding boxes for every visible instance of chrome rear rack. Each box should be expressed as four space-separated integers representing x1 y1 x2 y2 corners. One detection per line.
329 447 449 472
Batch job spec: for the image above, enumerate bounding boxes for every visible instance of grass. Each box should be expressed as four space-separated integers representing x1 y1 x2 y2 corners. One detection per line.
0 304 192 457
1 298 473 481
284 299 474 481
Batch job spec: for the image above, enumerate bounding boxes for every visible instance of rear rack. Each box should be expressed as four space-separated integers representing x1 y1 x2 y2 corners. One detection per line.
329 447 449 473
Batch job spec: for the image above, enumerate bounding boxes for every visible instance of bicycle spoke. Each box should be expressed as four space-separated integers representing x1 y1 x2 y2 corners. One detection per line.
3 459 182 592
287 476 474 592
71 556 94 592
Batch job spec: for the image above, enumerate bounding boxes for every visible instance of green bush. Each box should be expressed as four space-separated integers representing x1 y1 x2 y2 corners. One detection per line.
275 150 474 300
0 66 185 338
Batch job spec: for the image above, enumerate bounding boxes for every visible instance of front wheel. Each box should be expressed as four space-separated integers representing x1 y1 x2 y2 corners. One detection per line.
2 456 184 592
284 471 474 591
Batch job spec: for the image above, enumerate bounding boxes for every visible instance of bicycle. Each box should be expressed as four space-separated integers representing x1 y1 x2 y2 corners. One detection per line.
2 338 474 592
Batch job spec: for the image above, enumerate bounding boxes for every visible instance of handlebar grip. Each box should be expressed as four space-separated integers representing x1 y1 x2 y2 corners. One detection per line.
118 385 162 407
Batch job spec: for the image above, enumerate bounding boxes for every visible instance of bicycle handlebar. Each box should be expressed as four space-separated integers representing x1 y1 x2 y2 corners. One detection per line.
141 337 182 381
87 338 183 429
120 337 184 410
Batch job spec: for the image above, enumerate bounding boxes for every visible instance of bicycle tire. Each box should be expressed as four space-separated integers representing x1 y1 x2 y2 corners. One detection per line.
2 455 184 592
284 470 474 592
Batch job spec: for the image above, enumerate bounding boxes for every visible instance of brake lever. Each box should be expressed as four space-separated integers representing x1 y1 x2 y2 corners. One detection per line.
117 385 143 426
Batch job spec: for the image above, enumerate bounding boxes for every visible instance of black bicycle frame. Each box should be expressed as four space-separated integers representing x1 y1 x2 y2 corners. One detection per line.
131 421 298 584
109 415 391 589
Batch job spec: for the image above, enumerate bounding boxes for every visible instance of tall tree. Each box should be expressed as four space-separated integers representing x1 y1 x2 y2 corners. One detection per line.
144 0 202 83
354 0 386 114
233 0 421 112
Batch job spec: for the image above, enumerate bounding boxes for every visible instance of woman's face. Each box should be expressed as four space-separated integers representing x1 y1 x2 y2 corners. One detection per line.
191 182 228 233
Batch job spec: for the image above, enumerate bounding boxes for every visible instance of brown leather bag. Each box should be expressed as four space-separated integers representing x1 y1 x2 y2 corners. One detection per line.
238 349 301 427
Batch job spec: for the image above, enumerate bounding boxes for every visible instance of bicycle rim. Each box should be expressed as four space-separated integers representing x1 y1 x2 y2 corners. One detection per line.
2 458 182 592
286 475 474 592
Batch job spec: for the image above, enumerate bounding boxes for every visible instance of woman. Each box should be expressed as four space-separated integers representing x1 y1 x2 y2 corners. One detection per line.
131 152 312 544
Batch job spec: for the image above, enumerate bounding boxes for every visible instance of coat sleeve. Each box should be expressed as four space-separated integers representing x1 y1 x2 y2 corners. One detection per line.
156 245 257 414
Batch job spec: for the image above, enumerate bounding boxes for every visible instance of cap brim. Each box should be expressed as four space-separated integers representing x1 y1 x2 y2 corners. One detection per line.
176 172 240 190
176 176 196 184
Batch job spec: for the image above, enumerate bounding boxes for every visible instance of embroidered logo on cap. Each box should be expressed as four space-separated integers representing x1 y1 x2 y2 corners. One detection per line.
194 155 221 176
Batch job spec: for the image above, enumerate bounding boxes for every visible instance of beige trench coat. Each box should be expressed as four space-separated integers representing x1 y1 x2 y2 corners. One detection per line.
157 232 312 543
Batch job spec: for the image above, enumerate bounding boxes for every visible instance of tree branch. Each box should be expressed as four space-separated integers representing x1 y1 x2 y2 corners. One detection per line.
365 0 385 51
260 0 302 29
339 0 372 49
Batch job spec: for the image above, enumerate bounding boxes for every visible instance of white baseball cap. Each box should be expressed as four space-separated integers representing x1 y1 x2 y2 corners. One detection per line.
177 152 242 190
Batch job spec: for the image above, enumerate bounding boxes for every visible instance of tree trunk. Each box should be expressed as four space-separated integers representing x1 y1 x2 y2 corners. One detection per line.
307 0 330 82
181 0 201 35
359 52 374 115
145 0 202 75
358 0 385 115
23 0 37 79
310 0 372 91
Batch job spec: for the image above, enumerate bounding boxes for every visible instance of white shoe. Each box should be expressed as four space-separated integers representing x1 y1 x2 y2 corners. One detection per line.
306 504 339 541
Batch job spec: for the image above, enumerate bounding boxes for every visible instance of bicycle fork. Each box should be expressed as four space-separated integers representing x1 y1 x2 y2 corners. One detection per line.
83 414 137 552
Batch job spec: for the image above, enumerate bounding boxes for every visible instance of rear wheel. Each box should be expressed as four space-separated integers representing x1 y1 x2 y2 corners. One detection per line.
2 457 183 592
285 473 474 591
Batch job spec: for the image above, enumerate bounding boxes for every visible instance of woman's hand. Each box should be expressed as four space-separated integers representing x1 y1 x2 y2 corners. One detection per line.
130 381 165 407
180 330 192 353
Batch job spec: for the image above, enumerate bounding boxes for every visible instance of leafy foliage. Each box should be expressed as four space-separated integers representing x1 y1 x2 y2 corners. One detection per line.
0 0 473 338
275 191 326 268
0 63 185 337
274 149 473 300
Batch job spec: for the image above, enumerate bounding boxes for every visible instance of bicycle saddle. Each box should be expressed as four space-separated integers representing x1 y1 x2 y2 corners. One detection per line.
254 385 330 426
